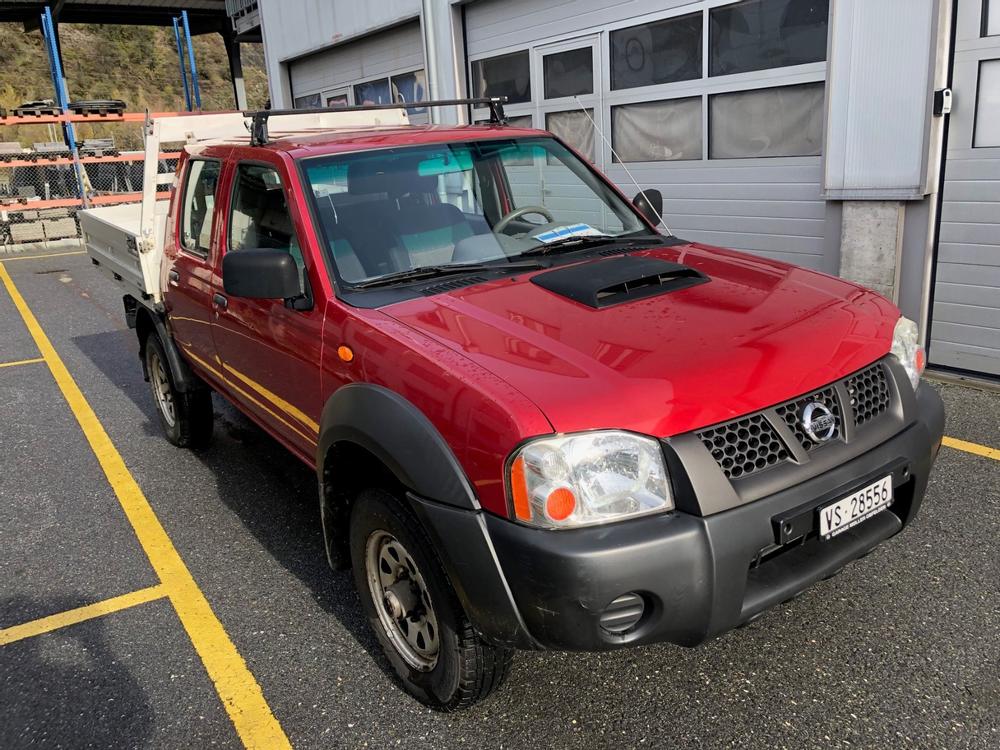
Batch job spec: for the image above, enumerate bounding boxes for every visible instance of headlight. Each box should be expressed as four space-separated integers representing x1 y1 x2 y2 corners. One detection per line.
890 316 926 390
507 431 673 529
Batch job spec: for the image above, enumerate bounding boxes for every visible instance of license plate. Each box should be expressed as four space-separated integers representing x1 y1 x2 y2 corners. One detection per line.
819 475 893 539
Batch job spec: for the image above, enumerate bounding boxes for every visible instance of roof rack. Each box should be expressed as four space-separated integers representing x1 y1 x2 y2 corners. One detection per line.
245 97 508 146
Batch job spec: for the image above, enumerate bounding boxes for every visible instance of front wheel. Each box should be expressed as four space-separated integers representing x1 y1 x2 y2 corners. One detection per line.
349 489 513 710
144 334 213 448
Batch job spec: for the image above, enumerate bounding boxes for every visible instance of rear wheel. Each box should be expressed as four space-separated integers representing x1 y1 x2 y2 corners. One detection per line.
349 489 513 710
144 334 213 448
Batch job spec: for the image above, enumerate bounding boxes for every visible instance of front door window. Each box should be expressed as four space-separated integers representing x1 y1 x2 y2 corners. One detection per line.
229 164 305 292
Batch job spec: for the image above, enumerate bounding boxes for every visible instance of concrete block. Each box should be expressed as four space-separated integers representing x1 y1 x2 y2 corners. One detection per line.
37 207 70 219
839 200 904 300
10 221 45 243
43 218 78 240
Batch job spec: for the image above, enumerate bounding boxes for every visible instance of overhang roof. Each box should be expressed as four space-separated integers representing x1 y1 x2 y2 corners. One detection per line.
0 0 228 33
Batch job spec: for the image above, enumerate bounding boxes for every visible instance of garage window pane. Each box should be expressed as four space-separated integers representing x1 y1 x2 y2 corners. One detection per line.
974 60 1000 147
987 0 1000 36
471 51 531 104
710 0 829 76
543 48 593 98
293 93 321 109
475 115 532 128
710 83 824 158
610 12 702 90
611 97 702 162
354 78 391 105
391 69 427 114
546 109 595 162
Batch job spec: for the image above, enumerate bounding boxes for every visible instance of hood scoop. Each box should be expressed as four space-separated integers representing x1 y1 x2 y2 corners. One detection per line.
531 255 709 309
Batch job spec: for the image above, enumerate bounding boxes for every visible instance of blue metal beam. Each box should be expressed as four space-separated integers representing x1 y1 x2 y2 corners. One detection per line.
181 11 202 110
41 5 87 204
173 16 192 111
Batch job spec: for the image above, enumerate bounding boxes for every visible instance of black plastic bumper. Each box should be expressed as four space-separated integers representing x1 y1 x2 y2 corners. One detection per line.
410 383 945 651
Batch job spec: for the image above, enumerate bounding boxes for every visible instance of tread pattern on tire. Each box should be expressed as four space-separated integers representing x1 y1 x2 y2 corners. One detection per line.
177 388 213 449
446 617 514 711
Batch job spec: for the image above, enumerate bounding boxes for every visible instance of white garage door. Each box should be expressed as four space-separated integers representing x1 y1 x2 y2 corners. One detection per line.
464 0 841 273
931 0 1000 377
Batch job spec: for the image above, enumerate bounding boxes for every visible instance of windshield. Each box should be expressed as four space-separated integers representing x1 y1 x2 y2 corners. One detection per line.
301 137 653 285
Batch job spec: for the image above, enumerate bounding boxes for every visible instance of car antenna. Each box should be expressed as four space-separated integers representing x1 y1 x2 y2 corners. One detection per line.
573 96 671 234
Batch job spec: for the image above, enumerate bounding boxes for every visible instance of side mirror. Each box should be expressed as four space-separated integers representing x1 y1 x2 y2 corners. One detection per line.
632 189 663 227
223 248 301 299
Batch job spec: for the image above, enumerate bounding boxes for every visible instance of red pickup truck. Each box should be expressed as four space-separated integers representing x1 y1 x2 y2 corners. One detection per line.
83 102 944 710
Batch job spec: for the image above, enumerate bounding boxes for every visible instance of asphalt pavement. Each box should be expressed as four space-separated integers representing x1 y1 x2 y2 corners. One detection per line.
0 248 998 750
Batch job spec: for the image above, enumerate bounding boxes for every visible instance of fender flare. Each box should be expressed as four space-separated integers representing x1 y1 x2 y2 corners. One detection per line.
316 385 535 646
316 383 479 511
125 296 204 394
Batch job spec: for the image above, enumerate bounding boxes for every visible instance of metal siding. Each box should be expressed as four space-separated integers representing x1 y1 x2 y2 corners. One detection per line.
823 0 937 199
260 0 420 63
930 0 1000 376
288 22 425 99
465 0 696 57
606 159 827 268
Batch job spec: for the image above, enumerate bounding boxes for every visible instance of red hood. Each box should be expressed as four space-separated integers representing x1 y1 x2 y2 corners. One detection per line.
383 243 899 437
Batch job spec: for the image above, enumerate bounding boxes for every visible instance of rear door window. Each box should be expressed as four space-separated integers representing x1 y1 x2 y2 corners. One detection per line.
179 159 221 256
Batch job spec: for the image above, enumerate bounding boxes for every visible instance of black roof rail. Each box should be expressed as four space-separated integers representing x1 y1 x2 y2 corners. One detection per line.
245 97 508 146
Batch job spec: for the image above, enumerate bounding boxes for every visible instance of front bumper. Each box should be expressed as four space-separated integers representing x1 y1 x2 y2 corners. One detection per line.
411 381 944 651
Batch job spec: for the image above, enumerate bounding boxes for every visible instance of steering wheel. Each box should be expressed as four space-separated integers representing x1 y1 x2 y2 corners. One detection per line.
494 205 555 234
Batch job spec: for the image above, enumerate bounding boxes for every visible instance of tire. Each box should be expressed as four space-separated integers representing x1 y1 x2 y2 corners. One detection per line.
349 489 513 710
144 334 213 448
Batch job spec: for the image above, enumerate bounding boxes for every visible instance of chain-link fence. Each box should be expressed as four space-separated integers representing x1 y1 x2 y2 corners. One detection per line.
0 117 178 252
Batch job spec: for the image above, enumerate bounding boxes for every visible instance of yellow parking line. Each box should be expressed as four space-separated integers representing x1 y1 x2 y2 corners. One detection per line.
0 263 291 750
0 357 44 369
942 436 1000 461
0 250 86 263
0 585 167 647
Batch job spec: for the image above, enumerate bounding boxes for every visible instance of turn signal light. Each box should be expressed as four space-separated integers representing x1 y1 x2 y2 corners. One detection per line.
510 457 532 521
337 345 354 362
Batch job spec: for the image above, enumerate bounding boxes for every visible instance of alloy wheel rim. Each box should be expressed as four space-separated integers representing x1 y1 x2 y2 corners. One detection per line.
365 530 439 671
148 349 176 427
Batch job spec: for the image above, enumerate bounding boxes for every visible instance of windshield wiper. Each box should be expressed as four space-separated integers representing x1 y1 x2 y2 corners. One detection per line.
351 260 543 290
519 233 665 257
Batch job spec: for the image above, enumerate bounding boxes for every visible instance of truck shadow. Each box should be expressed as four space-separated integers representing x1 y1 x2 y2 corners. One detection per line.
0 595 154 749
71 330 394 677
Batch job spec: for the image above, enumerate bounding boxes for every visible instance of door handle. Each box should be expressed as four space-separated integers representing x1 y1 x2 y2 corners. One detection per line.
213 293 228 310
168 269 180 286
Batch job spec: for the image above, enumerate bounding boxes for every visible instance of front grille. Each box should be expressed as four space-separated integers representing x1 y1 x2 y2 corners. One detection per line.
695 359 894 481
846 362 890 426
774 385 842 452
698 414 790 480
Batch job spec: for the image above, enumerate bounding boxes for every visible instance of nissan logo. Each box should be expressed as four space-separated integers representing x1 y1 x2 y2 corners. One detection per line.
801 402 837 442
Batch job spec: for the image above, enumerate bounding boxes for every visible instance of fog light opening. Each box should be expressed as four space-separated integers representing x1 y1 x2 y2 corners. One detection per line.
599 592 646 635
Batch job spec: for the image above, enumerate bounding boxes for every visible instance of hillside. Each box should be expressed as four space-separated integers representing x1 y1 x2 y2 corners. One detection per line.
0 22 268 148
